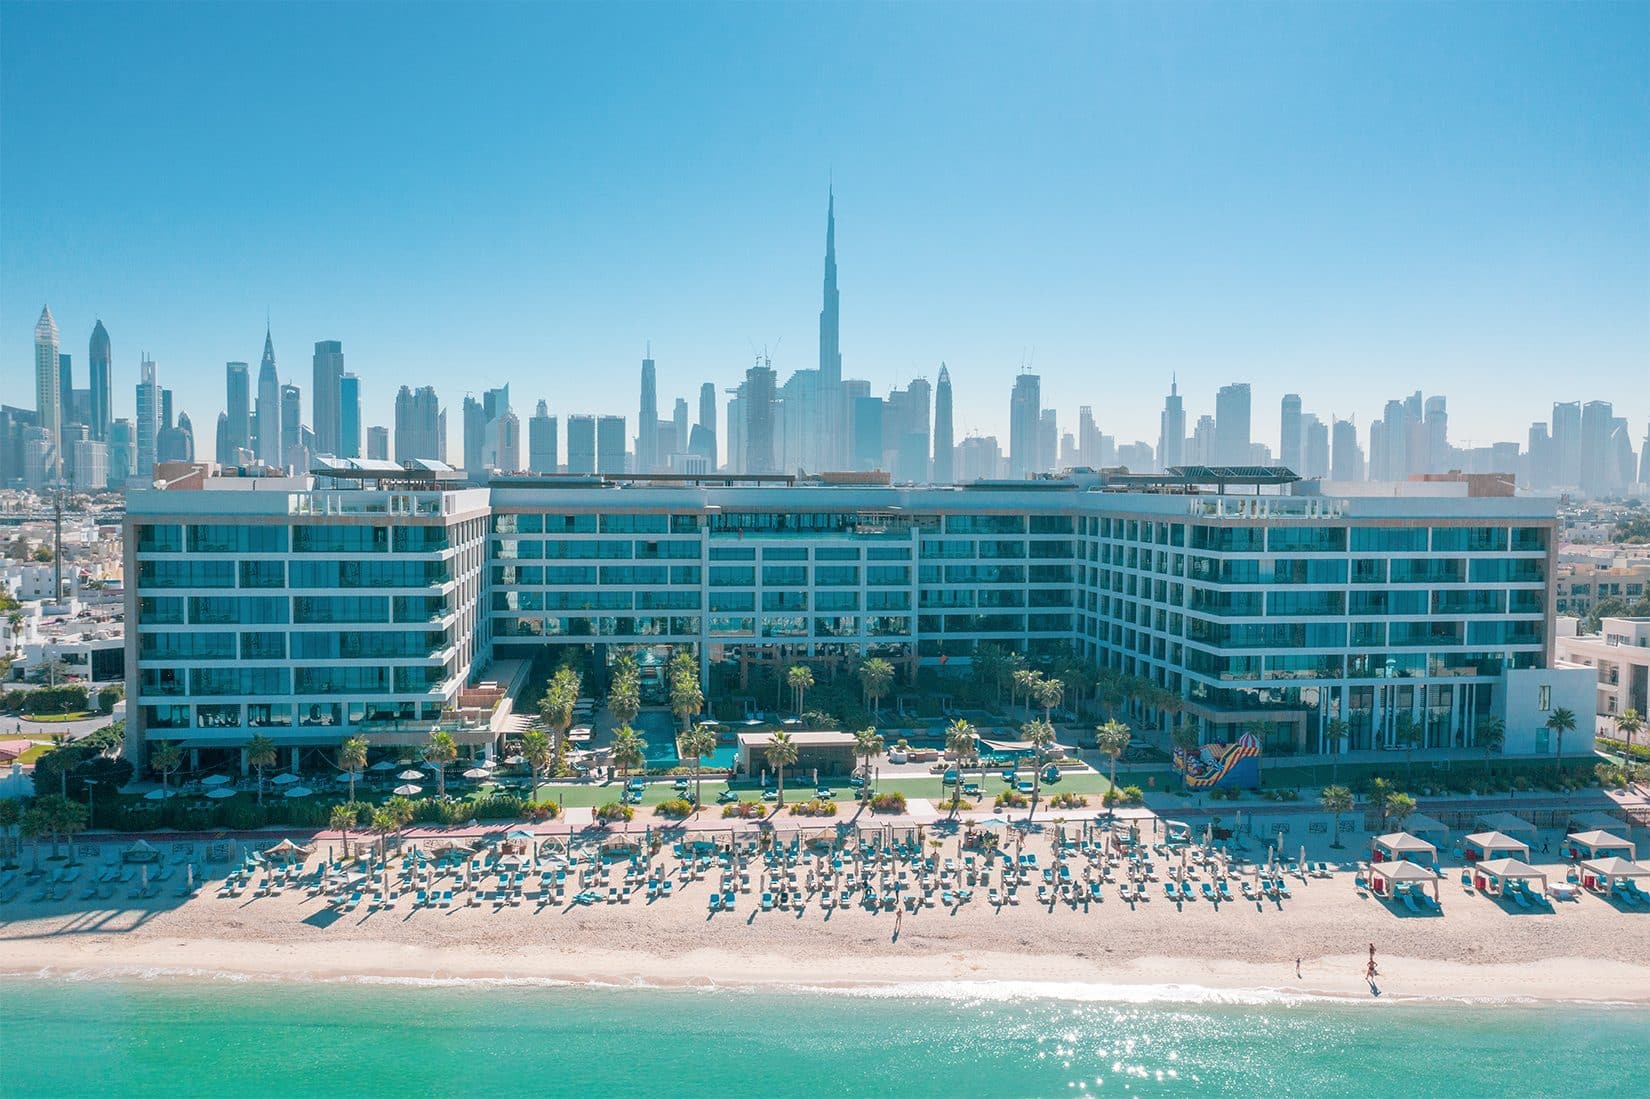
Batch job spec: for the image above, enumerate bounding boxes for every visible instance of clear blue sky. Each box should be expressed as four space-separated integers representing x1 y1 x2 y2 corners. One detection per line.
4 1 1646 458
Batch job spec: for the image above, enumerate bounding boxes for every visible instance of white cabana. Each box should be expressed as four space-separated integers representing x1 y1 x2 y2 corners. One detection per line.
1403 812 1450 844
1372 832 1438 866
1566 811 1626 834
1368 858 1440 902
1472 812 1537 843
1562 831 1635 861
1473 857 1547 897
1464 831 1531 863
1578 857 1650 892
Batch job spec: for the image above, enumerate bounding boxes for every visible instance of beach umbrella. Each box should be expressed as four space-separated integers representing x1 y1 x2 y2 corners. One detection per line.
370 760 398 772
143 788 172 801
393 783 423 796
504 754 525 765
463 767 490 780
206 788 235 799
397 769 424 781
186 864 194 891
272 773 299 786
201 774 231 786
283 786 313 798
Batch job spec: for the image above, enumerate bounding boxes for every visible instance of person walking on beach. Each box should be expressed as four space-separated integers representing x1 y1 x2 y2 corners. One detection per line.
1296 957 1302 979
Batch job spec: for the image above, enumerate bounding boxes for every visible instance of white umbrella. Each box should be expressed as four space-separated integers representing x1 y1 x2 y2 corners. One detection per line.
504 755 525 765
284 786 313 798
201 774 231 786
463 768 490 779
143 788 173 801
370 760 398 772
397 769 424 781
272 773 299 786
206 788 236 800
393 783 423 796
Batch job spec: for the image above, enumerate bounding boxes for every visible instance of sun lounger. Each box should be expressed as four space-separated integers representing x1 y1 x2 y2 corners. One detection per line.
1163 882 1177 900
1179 881 1195 901
761 891 774 911
1201 881 1216 902
1218 881 1234 902
1510 887 1530 909
1276 880 1292 900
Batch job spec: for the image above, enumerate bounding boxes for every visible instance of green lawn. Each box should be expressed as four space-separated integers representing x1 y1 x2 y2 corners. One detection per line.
18 711 96 723
7 741 52 765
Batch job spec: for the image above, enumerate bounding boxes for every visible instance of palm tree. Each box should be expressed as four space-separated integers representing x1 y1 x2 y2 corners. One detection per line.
426 731 458 798
787 665 814 716
1011 668 1038 712
853 726 885 787
670 664 703 734
370 806 400 864
1170 719 1201 793
1385 791 1417 833
972 642 1011 707
764 729 799 810
1322 718 1351 786
23 795 87 861
858 658 894 718
521 728 552 801
1475 715 1505 786
607 660 641 729
680 723 719 808
339 736 368 802
1096 669 1125 721
1613 708 1643 764
1095 719 1131 795
538 665 580 771
247 734 278 806
945 718 977 811
1022 718 1056 811
1320 785 1353 849
148 740 182 796
329 803 358 858
1032 675 1064 724
611 725 646 783
1546 706 1578 772
1394 713 1424 786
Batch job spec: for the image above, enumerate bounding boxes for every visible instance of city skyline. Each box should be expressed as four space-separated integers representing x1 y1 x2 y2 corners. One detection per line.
3 3 1646 456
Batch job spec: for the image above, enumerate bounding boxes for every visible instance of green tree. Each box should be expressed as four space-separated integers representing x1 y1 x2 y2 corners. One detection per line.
1475 715 1505 785
971 642 1012 707
858 657 894 718
148 740 183 796
1022 718 1057 811
680 723 719 808
538 665 581 770
945 718 977 811
330 803 358 858
247 735 278 806
1032 675 1064 724
1613 708 1643 764
0 798 21 865
339 736 368 802
370 807 400 863
787 664 814 716
1322 717 1351 786
611 725 646 782
1095 719 1132 794
425 731 458 798
520 728 552 801
853 726 885 785
764 729 799 810
607 658 641 729
669 663 703 734
1170 718 1201 792
1384 791 1417 833
23 795 87 860
1545 706 1578 769
1320 784 1354 849
1394 713 1424 786
1097 669 1126 721
1011 668 1039 712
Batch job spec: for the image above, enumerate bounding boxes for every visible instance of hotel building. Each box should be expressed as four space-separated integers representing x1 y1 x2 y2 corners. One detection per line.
124 463 1594 767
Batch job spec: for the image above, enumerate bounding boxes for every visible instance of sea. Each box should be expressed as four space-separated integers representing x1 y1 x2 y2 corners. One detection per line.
3 976 1646 1097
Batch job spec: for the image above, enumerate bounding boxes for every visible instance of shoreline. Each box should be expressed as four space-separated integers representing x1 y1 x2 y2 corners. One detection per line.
5 938 1648 1007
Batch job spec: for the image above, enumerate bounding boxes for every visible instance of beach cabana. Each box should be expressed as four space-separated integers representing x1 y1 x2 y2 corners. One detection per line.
1578 857 1650 893
1562 831 1636 862
1463 831 1530 863
1403 813 1450 846
1369 859 1440 901
1163 820 1193 846
122 839 162 864
1566 811 1625 834
1473 858 1547 898
1472 812 1537 845
1372 832 1437 866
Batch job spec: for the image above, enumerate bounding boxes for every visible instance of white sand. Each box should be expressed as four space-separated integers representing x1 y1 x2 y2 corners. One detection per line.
5 832 1648 1004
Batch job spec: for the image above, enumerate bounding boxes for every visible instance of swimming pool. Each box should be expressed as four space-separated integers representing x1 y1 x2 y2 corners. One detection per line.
632 710 681 767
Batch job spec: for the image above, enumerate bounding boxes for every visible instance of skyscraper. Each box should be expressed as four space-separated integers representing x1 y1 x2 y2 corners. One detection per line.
851 395 883 471
134 356 160 482
695 381 718 469
744 359 778 474
394 385 443 462
1214 383 1251 466
225 362 251 457
256 325 282 466
567 415 596 474
932 364 954 483
484 408 521 472
1580 400 1617 497
596 415 627 474
462 395 487 474
338 373 362 458
1331 418 1361 481
34 305 61 481
1008 372 1041 479
280 384 304 471
366 426 389 461
88 320 112 442
311 340 345 456
1038 409 1058 474
818 189 843 467
1423 396 1448 474
529 400 558 473
672 397 689 462
1280 394 1302 472
58 352 73 427
1551 401 1582 488
1158 379 1185 471
1302 414 1330 479
637 352 658 474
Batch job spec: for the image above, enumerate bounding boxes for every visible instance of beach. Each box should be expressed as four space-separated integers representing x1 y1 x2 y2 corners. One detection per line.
5 825 1649 1005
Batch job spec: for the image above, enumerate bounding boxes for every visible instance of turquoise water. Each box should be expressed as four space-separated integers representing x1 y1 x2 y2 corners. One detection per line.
4 979 1647 1097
